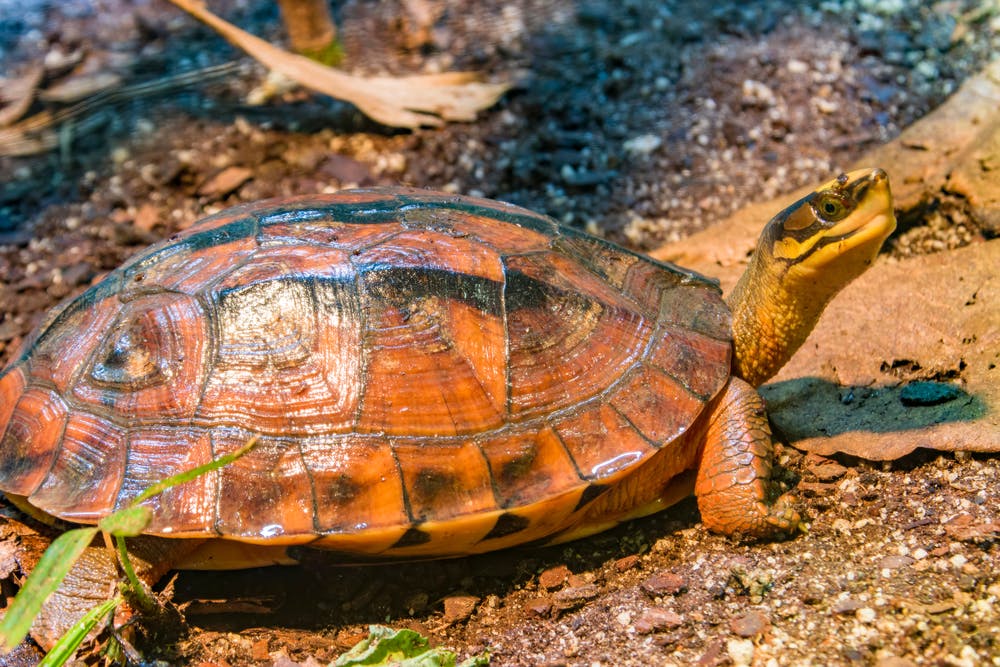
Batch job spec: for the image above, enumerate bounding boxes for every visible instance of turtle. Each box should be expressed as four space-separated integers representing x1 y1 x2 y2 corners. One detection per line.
0 168 895 648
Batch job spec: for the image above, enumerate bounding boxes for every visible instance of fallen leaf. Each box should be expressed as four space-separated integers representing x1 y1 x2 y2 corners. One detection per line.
0 64 43 127
39 70 121 104
165 0 509 128
198 166 254 197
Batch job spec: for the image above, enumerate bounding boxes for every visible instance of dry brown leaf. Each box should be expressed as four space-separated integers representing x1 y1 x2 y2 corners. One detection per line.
0 110 58 156
0 64 43 127
166 0 509 128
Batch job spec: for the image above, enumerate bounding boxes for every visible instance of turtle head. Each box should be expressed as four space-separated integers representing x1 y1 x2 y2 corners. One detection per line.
728 168 896 386
766 167 895 287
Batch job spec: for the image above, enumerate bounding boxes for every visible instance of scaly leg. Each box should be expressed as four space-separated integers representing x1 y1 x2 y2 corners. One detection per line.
695 377 802 538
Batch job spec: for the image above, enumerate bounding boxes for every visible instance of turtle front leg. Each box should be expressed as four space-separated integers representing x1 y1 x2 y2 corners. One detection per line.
694 377 802 538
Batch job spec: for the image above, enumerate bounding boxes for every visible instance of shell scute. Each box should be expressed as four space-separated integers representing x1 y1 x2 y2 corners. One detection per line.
28 411 125 520
199 272 362 436
70 292 208 420
609 365 706 445
213 431 315 542
302 436 408 536
0 386 65 497
505 251 652 418
551 401 656 480
119 427 216 534
393 440 496 522
477 425 582 508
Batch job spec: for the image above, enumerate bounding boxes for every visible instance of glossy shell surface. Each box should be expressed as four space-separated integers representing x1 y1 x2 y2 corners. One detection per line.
0 188 732 556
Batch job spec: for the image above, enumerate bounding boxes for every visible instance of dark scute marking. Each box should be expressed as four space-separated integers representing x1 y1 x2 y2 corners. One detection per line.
398 197 559 237
361 265 503 316
181 217 259 252
392 526 433 548
499 446 537 486
481 512 531 541
251 191 560 234
503 266 573 312
323 474 360 504
573 484 610 512
261 201 403 226
412 468 457 505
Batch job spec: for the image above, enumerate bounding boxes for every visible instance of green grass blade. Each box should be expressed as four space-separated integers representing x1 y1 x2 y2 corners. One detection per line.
97 505 153 537
38 596 121 667
130 436 258 507
0 527 98 651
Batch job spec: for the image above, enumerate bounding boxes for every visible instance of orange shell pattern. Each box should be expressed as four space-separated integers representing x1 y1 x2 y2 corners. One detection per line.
0 188 731 556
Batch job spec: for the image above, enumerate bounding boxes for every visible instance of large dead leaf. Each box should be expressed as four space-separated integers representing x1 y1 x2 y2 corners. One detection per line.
650 60 1000 459
762 240 999 459
0 65 43 127
166 0 509 128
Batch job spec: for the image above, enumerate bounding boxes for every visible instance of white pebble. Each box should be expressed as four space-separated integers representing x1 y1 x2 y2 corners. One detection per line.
623 134 662 156
727 638 755 666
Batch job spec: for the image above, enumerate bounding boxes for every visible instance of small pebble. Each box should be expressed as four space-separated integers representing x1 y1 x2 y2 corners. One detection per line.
832 598 864 614
442 595 479 623
633 607 682 634
614 555 640 572
552 584 599 611
641 572 687 597
727 638 755 666
899 381 961 406
879 554 915 570
526 598 552 617
856 607 877 623
729 610 769 637
539 565 571 590
623 134 662 156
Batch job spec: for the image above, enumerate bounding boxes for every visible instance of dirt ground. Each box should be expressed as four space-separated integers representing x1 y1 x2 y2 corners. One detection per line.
0 0 998 665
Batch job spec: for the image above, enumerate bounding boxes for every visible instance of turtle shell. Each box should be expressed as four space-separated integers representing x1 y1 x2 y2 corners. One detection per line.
0 188 732 556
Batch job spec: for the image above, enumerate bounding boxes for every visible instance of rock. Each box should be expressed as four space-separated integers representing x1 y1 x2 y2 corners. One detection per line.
876 657 918 667
729 610 769 637
551 584 599 611
804 454 848 481
641 572 687 598
726 638 755 666
899 381 963 406
539 564 571 590
831 598 864 614
614 555 641 572
251 637 269 661
879 554 915 570
442 595 478 623
198 166 253 198
525 598 552 617
134 203 160 232
633 607 682 634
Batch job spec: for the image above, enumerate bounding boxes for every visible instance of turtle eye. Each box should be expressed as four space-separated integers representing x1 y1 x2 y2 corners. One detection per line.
91 320 163 387
813 193 851 223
